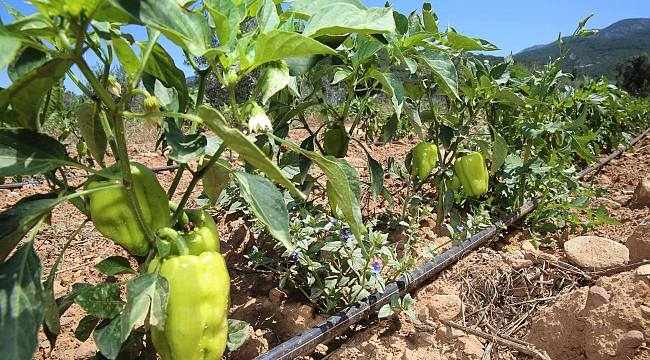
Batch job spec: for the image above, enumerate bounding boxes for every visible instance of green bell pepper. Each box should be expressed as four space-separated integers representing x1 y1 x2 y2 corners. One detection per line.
448 174 462 192
411 142 438 181
323 124 349 158
150 240 230 360
84 162 169 256
170 209 220 255
454 152 489 196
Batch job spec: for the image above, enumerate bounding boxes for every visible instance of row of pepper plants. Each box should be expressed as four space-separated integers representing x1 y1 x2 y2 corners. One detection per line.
1 0 649 359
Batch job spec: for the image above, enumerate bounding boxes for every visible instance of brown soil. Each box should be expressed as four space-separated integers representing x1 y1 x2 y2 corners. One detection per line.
7 124 650 360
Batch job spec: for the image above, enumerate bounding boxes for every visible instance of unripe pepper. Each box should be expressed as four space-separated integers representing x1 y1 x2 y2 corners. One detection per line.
448 174 462 192
174 209 220 255
84 162 169 256
411 142 438 181
454 152 489 196
323 124 349 158
150 230 230 360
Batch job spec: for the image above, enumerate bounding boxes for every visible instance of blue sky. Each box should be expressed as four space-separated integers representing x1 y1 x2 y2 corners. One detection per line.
1 0 648 92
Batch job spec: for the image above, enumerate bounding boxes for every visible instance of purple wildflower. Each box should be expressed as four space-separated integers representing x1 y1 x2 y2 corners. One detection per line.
329 218 338 223
456 225 465 233
341 228 351 239
372 262 382 272
290 252 298 260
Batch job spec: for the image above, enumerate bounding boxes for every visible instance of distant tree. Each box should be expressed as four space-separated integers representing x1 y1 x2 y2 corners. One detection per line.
615 53 650 97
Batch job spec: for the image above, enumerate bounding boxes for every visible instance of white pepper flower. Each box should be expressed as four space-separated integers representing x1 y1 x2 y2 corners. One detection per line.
107 75 122 97
248 104 272 133
143 96 163 127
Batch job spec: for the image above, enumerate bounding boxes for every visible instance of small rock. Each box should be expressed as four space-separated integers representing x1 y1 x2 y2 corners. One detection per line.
254 328 264 337
633 177 650 205
637 264 650 276
314 344 328 356
626 217 650 262
427 294 462 320
612 195 632 207
583 286 610 311
417 306 430 322
74 343 96 360
509 258 534 269
437 325 465 340
40 341 50 349
415 332 437 346
617 330 645 355
521 240 537 252
268 288 287 303
59 316 74 326
640 305 650 318
564 236 629 270
455 335 484 359
402 348 417 360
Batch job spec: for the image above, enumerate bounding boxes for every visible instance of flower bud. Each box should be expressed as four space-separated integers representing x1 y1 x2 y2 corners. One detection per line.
107 75 122 97
226 70 238 87
143 96 163 126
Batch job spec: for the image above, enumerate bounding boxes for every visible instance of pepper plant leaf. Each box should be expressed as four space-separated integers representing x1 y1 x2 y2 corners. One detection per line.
93 316 123 360
302 4 395 38
204 0 246 44
142 43 188 113
416 49 459 99
198 106 305 199
77 103 108 167
0 23 21 72
94 256 138 276
365 151 384 200
0 128 79 177
0 58 74 130
369 70 404 119
259 61 290 104
233 171 292 251
288 0 367 19
163 118 207 164
121 271 169 342
252 30 337 68
0 241 44 360
74 283 124 320
109 0 211 56
201 157 231 207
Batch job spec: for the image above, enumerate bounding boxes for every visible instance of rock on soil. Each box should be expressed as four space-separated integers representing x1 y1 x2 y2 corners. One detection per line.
626 217 650 262
564 236 629 270
525 272 650 359
633 176 650 205
426 294 462 320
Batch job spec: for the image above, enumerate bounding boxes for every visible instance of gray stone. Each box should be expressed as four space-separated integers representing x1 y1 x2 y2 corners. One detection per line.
74 343 96 360
583 286 610 311
564 236 629 270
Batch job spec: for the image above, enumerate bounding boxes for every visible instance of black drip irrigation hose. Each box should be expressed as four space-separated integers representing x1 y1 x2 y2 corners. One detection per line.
0 165 180 190
253 126 650 360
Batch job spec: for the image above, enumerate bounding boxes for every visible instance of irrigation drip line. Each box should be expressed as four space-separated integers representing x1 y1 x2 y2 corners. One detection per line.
0 165 180 190
253 126 650 360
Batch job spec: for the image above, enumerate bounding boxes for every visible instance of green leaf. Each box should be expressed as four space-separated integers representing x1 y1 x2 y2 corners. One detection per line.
393 10 408 35
110 0 211 56
252 30 337 68
201 157 231 207
0 128 78 177
42 284 60 350
94 256 137 276
77 103 108 167
226 319 249 353
121 272 169 342
0 242 44 360
163 118 207 163
0 23 21 71
288 0 367 19
0 58 74 130
0 193 66 263
352 40 384 68
75 315 100 342
259 61 290 104
491 132 508 175
416 50 458 99
93 316 122 360
142 43 188 113
377 303 393 318
56 283 93 316
403 100 424 141
268 135 364 245
369 70 404 119
7 47 47 82
302 5 395 38
205 0 246 44
111 35 140 78
422 3 438 34
381 113 398 143
234 171 292 250
366 151 383 200
445 31 498 52
256 0 279 33
198 106 305 199
75 283 124 319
